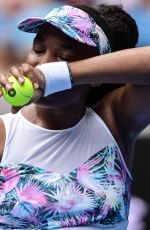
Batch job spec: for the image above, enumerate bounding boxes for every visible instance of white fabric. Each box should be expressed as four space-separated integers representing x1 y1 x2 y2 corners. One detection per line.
0 107 131 177
0 107 131 230
0 107 114 174
36 62 72 97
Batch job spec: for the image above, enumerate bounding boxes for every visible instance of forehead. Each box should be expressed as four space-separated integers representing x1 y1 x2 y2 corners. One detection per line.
34 23 99 58
35 23 79 46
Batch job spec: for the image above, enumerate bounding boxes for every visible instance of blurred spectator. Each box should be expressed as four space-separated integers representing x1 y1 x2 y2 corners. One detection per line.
0 1 63 72
62 0 92 4
129 1 150 47
144 0 150 6
0 43 25 72
0 0 95 72
122 0 145 10
0 0 55 15
94 0 149 9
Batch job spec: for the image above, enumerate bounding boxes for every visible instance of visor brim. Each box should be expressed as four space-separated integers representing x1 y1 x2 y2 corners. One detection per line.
18 17 97 47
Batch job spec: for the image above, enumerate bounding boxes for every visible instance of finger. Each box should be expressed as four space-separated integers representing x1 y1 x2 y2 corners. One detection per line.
21 63 40 89
9 66 25 84
0 74 12 92
34 68 45 90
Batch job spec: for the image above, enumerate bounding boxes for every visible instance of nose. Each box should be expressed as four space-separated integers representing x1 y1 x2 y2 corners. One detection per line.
26 50 57 67
39 53 56 65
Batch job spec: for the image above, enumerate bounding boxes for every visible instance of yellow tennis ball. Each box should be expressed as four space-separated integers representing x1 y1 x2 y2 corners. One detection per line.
2 76 34 106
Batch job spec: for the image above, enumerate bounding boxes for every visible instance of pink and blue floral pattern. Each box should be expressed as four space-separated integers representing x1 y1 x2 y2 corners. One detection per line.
17 5 111 54
0 144 131 229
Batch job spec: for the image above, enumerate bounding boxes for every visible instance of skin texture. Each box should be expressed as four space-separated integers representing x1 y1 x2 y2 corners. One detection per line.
0 24 150 171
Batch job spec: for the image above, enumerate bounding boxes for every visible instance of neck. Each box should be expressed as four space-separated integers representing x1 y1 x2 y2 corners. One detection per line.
22 104 86 130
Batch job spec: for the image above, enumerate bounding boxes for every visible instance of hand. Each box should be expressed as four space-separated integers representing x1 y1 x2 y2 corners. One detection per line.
0 63 46 104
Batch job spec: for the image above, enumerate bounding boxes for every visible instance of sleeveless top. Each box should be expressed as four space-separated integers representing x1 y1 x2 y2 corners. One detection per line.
0 107 132 230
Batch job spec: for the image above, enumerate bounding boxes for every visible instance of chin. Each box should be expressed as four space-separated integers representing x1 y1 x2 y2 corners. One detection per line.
35 98 75 109
36 91 81 108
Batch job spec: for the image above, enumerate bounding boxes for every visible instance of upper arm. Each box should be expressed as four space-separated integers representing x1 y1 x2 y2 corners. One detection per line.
0 118 6 162
113 85 150 140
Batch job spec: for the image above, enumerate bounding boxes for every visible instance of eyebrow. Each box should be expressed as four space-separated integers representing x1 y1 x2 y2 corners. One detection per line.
34 35 45 43
33 35 76 51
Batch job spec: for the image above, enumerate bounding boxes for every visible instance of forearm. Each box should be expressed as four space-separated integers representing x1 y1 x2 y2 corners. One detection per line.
71 47 150 85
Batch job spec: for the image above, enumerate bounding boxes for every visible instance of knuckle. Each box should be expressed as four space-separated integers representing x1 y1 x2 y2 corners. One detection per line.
0 74 8 86
0 74 6 81
9 65 16 72
21 63 28 69
17 67 25 77
21 63 31 70
21 63 33 76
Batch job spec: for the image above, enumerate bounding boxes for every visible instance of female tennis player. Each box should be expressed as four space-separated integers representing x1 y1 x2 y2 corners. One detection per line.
0 4 148 230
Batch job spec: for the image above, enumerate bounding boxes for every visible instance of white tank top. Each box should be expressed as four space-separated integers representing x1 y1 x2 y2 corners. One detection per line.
0 107 130 176
0 107 131 230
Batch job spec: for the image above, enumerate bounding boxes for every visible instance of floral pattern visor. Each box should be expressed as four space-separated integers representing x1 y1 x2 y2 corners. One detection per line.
17 5 111 55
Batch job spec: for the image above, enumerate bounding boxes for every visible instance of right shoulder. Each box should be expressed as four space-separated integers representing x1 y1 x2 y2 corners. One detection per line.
0 118 6 162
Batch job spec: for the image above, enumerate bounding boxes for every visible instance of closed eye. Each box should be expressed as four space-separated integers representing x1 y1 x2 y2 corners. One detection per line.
33 49 44 54
57 55 74 61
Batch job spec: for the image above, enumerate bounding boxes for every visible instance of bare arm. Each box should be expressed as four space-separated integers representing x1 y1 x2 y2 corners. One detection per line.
71 47 150 85
70 47 150 138
113 85 150 139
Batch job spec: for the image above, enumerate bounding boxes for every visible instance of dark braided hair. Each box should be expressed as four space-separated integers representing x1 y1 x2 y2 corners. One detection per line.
75 4 138 51
74 4 139 106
